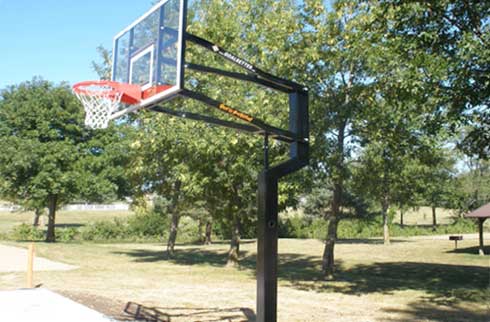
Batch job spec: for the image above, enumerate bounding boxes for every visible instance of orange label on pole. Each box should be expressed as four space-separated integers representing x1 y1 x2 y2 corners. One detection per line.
218 104 254 122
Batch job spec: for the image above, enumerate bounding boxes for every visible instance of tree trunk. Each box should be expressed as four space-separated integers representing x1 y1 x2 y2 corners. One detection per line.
166 180 182 258
197 218 204 243
45 195 57 242
33 208 43 227
322 117 346 278
227 215 241 267
382 198 390 245
400 207 404 228
322 177 342 278
432 206 437 231
322 215 338 279
478 218 485 256
205 220 212 245
167 212 180 257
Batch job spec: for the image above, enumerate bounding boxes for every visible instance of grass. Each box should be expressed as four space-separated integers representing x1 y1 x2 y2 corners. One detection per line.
1 237 489 321
0 208 489 320
393 207 456 225
394 206 490 228
0 210 132 234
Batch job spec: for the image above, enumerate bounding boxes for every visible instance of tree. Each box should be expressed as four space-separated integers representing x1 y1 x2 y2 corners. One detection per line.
369 1 490 159
24 199 46 227
391 162 424 228
419 148 457 230
456 159 490 212
129 109 217 257
353 146 398 244
181 0 311 265
300 0 374 277
91 45 112 81
0 78 127 242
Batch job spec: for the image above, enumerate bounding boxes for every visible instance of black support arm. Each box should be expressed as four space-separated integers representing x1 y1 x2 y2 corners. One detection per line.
150 105 297 144
185 33 306 93
180 89 302 144
185 63 291 93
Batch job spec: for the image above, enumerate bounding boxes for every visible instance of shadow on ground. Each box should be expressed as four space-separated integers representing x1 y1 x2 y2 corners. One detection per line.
383 300 490 322
60 290 256 322
113 248 325 282
336 238 411 245
115 248 489 305
293 261 490 305
447 245 490 255
120 302 255 322
202 240 256 245
114 248 235 266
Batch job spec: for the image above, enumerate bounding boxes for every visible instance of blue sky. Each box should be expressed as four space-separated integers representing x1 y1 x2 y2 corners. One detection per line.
0 0 156 89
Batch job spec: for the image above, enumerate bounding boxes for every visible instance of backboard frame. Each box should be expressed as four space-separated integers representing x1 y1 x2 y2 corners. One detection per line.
111 0 187 118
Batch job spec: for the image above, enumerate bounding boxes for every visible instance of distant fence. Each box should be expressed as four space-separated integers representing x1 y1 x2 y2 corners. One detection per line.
0 203 130 212
0 205 20 212
62 203 130 211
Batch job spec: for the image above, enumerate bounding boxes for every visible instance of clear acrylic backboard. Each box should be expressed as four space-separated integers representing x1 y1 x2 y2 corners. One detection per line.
112 0 186 110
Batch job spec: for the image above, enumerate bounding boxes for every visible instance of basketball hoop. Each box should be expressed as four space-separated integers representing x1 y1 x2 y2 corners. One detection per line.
72 81 141 129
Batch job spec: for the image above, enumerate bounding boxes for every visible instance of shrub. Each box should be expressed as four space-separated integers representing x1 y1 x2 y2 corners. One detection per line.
80 218 128 241
276 215 478 240
310 218 328 239
126 211 169 238
278 217 293 238
176 216 199 243
337 219 383 239
10 224 45 241
56 227 78 242
278 216 327 239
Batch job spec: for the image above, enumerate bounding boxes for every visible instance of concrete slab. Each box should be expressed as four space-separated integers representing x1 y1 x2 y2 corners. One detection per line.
0 244 77 272
0 289 115 322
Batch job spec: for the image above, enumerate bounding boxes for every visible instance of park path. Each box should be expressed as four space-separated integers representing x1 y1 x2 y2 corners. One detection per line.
0 244 77 272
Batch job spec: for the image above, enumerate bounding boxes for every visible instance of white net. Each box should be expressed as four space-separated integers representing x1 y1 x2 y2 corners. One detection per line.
74 84 123 129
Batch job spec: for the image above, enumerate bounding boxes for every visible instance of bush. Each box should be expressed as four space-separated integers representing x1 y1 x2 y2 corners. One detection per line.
176 216 199 243
56 227 78 242
337 219 383 239
80 218 128 241
126 211 169 238
279 216 320 239
277 215 479 240
10 224 45 241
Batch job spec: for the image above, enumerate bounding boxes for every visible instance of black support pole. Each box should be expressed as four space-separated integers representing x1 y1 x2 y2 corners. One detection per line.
256 170 279 322
256 90 308 322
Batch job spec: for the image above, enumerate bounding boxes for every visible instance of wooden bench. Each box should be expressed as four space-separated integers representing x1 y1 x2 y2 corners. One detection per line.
449 235 463 249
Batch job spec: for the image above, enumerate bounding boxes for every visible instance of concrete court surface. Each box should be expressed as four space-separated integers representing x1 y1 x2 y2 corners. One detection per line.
0 244 77 272
0 288 115 322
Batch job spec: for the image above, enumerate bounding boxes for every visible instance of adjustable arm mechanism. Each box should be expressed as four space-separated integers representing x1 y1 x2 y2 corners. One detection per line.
151 32 308 170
